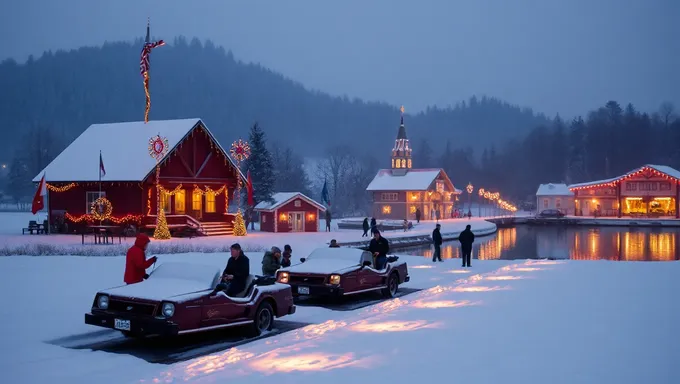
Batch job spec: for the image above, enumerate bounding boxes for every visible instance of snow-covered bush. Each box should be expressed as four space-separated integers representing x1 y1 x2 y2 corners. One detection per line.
0 242 267 257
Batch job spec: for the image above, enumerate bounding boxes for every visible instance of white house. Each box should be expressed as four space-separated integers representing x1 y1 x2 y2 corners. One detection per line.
536 183 574 214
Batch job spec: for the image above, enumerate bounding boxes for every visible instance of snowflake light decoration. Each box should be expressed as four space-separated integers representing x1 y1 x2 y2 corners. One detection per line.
230 139 251 162
148 134 169 161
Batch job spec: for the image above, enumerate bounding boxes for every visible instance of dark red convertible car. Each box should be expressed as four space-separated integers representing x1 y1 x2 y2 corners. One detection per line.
85 262 295 337
276 247 410 298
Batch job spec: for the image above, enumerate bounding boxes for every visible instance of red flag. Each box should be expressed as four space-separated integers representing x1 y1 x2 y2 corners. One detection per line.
246 171 254 207
32 173 46 214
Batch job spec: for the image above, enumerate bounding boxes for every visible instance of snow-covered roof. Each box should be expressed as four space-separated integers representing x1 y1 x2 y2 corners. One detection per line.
32 118 245 183
568 164 680 190
536 183 573 196
366 168 454 191
253 192 326 212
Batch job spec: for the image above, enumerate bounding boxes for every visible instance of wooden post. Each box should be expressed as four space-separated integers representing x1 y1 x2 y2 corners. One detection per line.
617 183 622 218
676 182 679 219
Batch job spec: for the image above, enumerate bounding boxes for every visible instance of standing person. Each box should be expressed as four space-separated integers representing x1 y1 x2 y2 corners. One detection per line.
370 217 377 230
368 229 390 270
281 244 292 268
432 223 443 262
403 219 408 232
467 209 472 220
325 210 332 232
261 246 282 276
249 208 255 230
415 208 421 224
214 243 250 296
123 233 157 284
361 217 370 237
458 224 475 267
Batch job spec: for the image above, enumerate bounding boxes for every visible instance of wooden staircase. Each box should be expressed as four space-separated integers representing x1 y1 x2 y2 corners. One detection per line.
200 221 234 236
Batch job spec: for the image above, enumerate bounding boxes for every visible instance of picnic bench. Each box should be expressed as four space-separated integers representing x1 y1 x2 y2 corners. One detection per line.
22 220 47 235
81 225 124 245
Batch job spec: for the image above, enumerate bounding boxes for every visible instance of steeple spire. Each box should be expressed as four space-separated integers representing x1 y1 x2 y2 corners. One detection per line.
391 105 412 174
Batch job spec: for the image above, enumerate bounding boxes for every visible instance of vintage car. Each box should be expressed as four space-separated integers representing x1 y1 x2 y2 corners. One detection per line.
85 262 295 337
276 247 410 298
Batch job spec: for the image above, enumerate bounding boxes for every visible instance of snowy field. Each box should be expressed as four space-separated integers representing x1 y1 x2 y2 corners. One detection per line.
1 250 678 384
0 212 496 256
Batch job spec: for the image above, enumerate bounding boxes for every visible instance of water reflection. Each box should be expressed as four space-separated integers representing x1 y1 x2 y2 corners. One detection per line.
401 226 680 261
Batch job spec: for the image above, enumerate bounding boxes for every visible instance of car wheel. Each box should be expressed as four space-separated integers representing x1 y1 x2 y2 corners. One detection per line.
252 301 274 336
382 273 399 298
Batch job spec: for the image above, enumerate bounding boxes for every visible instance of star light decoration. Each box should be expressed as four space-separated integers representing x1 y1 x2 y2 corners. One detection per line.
230 139 251 162
148 135 169 161
148 134 171 239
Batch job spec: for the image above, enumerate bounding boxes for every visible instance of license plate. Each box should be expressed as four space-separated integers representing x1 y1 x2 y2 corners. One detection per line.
114 319 131 331
298 286 310 295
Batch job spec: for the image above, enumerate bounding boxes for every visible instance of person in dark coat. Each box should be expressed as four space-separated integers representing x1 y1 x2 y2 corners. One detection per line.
123 233 157 284
458 225 475 267
370 217 377 230
361 218 370 237
329 239 340 248
214 243 250 296
432 223 443 262
281 244 292 268
261 246 282 276
368 229 390 270
325 210 332 232
415 208 421 223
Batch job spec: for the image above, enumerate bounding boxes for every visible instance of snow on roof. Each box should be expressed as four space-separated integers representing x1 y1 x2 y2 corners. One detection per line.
536 183 573 196
366 168 449 191
32 118 245 183
253 192 326 211
568 164 680 190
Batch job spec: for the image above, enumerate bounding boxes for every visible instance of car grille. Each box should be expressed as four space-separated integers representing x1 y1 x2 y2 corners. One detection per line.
108 299 156 316
289 275 326 285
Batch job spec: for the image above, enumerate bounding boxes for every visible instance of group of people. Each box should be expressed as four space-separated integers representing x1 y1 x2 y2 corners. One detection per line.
432 223 475 267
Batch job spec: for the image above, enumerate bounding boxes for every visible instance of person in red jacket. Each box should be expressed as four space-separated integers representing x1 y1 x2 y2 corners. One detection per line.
124 233 157 284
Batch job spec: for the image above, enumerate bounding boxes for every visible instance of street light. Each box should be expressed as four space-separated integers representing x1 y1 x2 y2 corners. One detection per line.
466 183 473 216
478 188 485 217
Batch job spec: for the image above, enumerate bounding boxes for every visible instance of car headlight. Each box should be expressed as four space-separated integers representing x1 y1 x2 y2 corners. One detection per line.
161 302 175 318
97 295 109 310
329 274 341 285
278 271 290 284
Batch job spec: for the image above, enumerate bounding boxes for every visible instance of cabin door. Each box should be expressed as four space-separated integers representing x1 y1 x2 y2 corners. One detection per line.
191 189 203 220
289 212 304 232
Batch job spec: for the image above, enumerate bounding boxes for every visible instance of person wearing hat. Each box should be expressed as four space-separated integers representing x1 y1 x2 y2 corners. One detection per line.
281 245 292 268
432 223 443 262
214 243 250 296
368 228 390 270
262 246 282 277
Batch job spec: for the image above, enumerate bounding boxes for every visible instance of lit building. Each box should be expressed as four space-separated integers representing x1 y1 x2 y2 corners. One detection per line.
568 164 680 218
254 192 326 233
366 109 461 220
536 183 574 214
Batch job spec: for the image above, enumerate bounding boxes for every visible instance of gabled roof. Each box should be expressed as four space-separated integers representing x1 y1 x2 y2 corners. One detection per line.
33 118 245 183
536 183 573 196
254 192 327 212
366 168 455 192
568 164 680 191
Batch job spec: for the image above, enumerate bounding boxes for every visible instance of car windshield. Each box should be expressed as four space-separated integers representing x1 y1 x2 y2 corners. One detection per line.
307 248 362 264
151 262 221 286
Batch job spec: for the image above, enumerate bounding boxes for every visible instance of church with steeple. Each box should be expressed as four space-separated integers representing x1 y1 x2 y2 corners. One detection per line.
366 107 461 220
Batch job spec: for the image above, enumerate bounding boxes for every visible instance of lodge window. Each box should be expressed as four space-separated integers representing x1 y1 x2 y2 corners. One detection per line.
262 214 267 223
556 198 561 208
205 192 216 213
407 159 412 168
294 200 301 207
543 199 549 209
161 190 171 213
192 190 202 211
174 190 186 214
86 191 105 212
625 182 637 191
381 193 399 201
382 205 392 214
660 182 671 191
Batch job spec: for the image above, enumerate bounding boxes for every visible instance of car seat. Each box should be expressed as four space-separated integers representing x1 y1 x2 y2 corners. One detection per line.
360 252 373 267
233 275 256 298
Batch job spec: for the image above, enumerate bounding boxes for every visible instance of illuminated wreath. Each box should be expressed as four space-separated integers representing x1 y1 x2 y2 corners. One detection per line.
148 134 169 161
230 139 251 162
90 197 113 221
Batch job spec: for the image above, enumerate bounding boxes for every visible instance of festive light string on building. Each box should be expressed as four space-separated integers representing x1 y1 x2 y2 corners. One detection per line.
149 133 171 239
191 184 227 196
65 213 143 224
568 165 680 191
230 139 251 236
140 18 165 123
46 183 78 192
478 187 517 212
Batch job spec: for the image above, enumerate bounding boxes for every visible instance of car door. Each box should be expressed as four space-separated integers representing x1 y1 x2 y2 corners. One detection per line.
357 252 383 289
200 294 250 328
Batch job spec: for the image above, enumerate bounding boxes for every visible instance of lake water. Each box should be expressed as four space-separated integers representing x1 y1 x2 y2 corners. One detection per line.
399 226 680 261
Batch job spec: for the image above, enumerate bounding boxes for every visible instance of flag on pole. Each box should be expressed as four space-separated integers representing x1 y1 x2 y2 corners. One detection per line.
32 173 46 214
99 152 106 178
321 179 331 207
246 170 254 207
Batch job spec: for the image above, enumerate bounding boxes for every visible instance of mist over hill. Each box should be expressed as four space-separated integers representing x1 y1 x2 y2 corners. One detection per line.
0 37 549 163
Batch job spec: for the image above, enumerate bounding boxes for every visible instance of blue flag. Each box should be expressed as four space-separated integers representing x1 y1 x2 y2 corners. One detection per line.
321 179 331 207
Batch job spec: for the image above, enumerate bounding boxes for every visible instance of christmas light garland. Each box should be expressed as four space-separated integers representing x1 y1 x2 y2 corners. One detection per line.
90 197 113 221
149 133 171 240
65 213 143 224
47 183 77 192
568 165 680 191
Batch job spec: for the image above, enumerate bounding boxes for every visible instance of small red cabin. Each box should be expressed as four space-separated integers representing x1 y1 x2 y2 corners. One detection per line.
33 118 245 236
254 192 326 233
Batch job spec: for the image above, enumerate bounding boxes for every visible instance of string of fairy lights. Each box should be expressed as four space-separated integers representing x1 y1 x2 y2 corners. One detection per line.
469 184 518 214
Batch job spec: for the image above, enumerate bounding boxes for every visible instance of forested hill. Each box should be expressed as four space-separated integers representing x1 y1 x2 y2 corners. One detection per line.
0 37 549 159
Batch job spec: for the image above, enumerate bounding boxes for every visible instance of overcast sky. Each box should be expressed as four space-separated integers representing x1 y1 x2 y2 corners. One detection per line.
1 0 678 117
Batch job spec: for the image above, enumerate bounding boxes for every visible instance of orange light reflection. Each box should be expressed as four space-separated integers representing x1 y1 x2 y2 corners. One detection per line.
485 275 523 281
452 285 507 292
349 320 441 333
250 352 371 373
445 269 471 274
412 300 477 309
411 265 434 269
183 348 255 379
513 267 542 272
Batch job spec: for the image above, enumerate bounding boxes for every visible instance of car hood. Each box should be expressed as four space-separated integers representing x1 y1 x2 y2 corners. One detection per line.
102 277 213 302
282 259 359 275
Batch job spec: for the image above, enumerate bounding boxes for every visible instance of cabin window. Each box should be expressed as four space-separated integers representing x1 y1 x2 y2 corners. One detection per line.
543 198 549 208
174 190 186 214
192 190 202 211
407 159 412 168
262 214 267 223
381 193 398 201
205 192 216 213
555 198 562 208
382 205 391 214
161 190 171 213
86 191 105 213
294 200 301 207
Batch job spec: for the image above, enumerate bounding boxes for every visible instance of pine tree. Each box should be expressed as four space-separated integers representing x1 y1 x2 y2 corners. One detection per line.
417 138 434 168
271 146 311 195
244 123 275 204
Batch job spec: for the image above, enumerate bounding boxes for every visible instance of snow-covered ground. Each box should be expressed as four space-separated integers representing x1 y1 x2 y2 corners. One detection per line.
1 251 678 383
0 212 496 256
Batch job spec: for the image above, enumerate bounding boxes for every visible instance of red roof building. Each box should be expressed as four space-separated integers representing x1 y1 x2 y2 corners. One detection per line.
34 118 245 236
254 192 326 233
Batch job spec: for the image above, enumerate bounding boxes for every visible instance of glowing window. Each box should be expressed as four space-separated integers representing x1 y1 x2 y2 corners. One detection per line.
192 190 202 211
382 205 392 214
205 192 216 213
174 190 186 214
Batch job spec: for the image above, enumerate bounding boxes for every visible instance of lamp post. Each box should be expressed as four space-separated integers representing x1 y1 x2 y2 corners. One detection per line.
466 183 473 216
478 188 485 217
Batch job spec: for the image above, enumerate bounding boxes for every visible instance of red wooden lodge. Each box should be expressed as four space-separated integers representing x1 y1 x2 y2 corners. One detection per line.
33 118 246 236
254 192 326 233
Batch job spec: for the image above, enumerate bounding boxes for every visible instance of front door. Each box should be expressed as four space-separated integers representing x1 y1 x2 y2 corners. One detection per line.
191 189 203 220
289 212 304 232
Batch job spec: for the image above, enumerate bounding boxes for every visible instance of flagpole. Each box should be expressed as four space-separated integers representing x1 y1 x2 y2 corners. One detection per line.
46 172 50 235
99 150 102 225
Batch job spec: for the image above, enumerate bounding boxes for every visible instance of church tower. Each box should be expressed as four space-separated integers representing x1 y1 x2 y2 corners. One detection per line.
391 106 412 175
